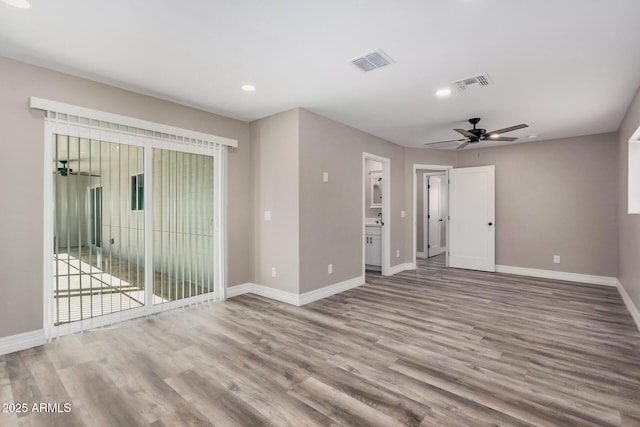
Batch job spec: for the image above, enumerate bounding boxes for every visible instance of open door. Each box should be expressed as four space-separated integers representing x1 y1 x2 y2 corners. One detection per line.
449 165 495 272
427 176 444 257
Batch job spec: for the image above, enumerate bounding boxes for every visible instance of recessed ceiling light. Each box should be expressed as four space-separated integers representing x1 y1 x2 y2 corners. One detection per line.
2 0 30 8
435 88 451 98
241 84 256 92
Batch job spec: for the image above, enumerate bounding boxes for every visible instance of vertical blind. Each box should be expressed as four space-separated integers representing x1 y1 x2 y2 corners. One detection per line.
37 98 230 334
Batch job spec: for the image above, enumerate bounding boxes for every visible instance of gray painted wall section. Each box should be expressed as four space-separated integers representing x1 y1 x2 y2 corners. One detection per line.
618 86 640 312
299 109 406 293
457 134 618 276
250 109 300 293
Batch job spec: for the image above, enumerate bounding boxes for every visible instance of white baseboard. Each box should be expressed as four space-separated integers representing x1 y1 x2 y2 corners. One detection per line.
299 276 364 305
616 280 640 332
388 262 416 275
496 265 618 287
251 284 300 306
0 329 46 356
227 276 365 307
226 283 253 298
416 252 426 259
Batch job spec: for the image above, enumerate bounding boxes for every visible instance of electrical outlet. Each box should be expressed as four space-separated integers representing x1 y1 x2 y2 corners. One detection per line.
396 249 400 258
271 267 277 277
328 264 333 274
323 172 329 182
401 210 405 218
264 211 271 221
553 255 560 264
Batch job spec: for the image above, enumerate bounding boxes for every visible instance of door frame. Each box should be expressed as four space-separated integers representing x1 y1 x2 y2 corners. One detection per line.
413 164 452 267
363 153 391 276
423 172 446 258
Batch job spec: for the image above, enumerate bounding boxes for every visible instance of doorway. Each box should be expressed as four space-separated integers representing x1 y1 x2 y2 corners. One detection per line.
363 153 390 276
423 173 447 258
412 164 452 267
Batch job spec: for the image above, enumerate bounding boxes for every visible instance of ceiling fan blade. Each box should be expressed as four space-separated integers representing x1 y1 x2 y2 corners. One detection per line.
456 141 471 150
487 136 518 142
486 123 528 135
423 138 466 146
454 128 475 138
70 171 101 177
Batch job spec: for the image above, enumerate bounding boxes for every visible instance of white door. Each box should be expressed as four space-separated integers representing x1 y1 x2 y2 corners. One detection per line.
449 165 495 272
428 176 443 257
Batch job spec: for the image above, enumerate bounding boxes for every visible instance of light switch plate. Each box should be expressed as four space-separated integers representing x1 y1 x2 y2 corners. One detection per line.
401 210 405 218
264 211 271 221
323 172 329 182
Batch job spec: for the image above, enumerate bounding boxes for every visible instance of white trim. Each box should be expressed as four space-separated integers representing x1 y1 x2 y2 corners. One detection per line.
412 164 453 268
0 330 47 356
495 265 618 287
250 285 300 306
616 280 640 331
416 251 426 258
30 97 238 148
226 283 254 298
227 276 365 306
388 262 416 275
299 276 365 305
423 173 429 259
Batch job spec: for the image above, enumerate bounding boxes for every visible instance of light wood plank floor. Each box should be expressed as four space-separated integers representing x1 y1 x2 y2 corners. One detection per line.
2 256 640 426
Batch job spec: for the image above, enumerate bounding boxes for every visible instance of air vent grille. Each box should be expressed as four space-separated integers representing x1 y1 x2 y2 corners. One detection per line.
454 73 492 91
351 49 394 72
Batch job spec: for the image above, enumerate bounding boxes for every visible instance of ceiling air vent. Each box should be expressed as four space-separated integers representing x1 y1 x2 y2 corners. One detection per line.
453 73 492 91
351 49 394 72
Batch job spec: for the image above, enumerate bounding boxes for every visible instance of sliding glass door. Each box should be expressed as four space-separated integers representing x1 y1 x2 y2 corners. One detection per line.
51 130 218 329
152 149 215 304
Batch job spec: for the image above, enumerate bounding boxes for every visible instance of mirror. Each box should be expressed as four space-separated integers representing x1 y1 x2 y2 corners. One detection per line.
370 171 382 208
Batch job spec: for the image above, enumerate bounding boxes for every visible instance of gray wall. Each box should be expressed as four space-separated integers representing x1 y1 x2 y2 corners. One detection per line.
457 134 618 276
618 86 640 312
0 56 252 338
299 109 406 293
250 109 300 293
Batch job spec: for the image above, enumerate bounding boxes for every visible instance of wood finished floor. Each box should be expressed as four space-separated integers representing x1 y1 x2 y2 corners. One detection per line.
2 256 640 426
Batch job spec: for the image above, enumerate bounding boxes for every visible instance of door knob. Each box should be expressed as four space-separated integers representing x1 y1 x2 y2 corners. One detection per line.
438 219 443 222
488 222 493 226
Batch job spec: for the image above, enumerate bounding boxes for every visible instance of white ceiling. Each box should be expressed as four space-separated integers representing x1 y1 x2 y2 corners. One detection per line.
2 0 640 149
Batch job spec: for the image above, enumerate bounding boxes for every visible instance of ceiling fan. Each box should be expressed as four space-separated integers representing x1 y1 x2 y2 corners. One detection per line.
55 160 100 177
424 118 528 150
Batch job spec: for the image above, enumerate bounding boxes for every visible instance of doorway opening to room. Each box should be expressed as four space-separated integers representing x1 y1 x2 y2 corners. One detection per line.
363 153 390 276
421 172 447 260
44 115 226 338
413 164 452 268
